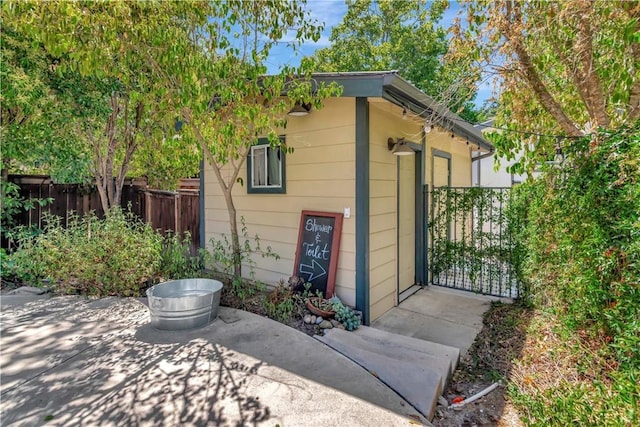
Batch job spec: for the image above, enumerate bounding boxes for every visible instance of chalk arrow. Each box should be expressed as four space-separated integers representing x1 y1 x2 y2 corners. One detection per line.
299 260 327 282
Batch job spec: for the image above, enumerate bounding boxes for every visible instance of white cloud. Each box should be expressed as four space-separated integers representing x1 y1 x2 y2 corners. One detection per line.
306 0 348 29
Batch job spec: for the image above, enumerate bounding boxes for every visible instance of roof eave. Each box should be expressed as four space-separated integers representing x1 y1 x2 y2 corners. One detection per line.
295 71 493 152
380 74 494 152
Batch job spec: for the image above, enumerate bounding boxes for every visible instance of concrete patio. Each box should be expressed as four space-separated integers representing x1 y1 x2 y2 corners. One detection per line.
0 285 505 425
0 294 428 426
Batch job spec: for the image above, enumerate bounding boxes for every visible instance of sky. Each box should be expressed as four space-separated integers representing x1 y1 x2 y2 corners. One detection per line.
265 0 493 107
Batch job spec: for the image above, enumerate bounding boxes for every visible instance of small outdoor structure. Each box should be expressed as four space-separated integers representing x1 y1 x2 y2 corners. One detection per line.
202 71 494 325
146 278 223 330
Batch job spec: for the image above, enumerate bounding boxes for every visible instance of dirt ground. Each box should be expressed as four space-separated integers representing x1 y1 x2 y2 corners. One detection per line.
434 302 531 426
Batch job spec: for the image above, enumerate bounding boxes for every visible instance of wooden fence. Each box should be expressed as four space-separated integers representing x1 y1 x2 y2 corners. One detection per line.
8 175 200 252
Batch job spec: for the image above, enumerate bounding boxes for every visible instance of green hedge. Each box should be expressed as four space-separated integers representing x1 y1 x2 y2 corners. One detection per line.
513 126 639 369
508 125 639 424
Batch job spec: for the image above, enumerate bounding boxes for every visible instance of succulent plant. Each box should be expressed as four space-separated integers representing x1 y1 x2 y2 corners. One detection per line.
332 301 361 331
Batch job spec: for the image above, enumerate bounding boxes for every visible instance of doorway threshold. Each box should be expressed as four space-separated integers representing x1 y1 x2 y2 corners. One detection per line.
398 284 422 303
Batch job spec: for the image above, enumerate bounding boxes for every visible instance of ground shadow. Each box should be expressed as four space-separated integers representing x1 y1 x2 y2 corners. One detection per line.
0 298 271 426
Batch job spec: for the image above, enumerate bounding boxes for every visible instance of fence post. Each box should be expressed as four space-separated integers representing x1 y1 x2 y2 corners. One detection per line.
174 192 181 234
145 190 151 225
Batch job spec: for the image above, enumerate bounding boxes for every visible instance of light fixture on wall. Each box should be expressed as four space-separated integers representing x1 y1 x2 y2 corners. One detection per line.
387 137 414 156
424 122 432 133
402 107 407 120
287 102 311 116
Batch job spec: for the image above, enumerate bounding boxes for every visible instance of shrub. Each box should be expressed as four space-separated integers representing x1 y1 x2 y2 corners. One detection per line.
9 207 162 296
507 125 640 424
513 126 640 369
158 231 210 280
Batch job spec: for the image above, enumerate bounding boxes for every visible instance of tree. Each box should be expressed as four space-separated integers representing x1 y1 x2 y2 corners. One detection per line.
449 1 640 171
311 0 480 121
3 1 206 211
0 27 90 184
155 0 340 278
4 0 339 277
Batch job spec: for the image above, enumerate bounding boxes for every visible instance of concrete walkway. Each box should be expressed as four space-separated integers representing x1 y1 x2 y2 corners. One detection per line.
314 286 508 421
373 285 509 356
0 295 428 426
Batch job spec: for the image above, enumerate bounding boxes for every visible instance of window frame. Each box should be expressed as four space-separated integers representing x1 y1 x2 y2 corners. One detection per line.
247 137 286 194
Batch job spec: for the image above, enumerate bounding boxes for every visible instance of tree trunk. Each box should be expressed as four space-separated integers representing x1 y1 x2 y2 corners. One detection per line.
187 110 249 279
223 187 242 278
502 2 583 137
94 95 142 214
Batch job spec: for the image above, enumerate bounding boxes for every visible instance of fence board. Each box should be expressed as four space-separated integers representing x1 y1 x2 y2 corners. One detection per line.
5 175 200 253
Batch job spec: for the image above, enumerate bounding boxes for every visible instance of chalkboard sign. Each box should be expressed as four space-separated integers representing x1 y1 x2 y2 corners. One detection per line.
293 210 344 298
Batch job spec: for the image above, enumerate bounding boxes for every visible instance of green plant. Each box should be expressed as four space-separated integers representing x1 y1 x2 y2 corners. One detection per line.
158 231 209 280
8 207 162 296
332 301 361 331
263 280 297 323
0 179 51 248
307 296 333 310
207 217 279 306
506 125 640 424
207 217 279 278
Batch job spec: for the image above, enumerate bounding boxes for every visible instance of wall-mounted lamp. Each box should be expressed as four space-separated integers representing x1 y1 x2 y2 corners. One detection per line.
387 137 414 156
402 107 407 120
288 102 311 116
424 122 432 133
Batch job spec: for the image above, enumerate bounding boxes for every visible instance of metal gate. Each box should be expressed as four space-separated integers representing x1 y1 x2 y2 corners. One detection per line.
428 186 521 298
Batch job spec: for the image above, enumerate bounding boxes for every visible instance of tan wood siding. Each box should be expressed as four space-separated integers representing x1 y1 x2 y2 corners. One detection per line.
426 129 472 187
204 97 357 305
368 101 423 321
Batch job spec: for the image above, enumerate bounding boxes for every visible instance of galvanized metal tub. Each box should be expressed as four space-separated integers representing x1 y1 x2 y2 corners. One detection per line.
146 278 223 330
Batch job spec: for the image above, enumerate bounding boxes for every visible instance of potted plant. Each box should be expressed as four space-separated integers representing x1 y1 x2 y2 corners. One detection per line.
305 296 335 318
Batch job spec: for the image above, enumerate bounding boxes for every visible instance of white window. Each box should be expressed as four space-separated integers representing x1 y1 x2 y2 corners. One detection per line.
248 138 285 193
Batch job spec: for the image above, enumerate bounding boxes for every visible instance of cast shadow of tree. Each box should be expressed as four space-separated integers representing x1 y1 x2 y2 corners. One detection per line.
1 298 272 426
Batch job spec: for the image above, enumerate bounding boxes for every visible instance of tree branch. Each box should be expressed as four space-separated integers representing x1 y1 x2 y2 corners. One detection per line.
572 0 609 128
501 1 583 136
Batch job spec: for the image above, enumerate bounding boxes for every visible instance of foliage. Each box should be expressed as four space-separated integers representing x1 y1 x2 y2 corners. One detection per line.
428 187 524 297
308 296 335 313
3 0 340 277
507 126 640 423
262 280 299 323
312 0 480 121
7 208 162 296
158 231 209 281
0 180 51 247
332 301 361 331
3 1 204 208
159 0 341 278
0 26 90 183
208 217 280 278
450 1 640 172
209 217 280 307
